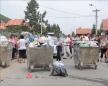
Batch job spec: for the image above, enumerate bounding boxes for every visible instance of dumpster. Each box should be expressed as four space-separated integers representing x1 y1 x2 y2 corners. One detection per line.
27 46 53 71
0 45 12 67
73 43 99 69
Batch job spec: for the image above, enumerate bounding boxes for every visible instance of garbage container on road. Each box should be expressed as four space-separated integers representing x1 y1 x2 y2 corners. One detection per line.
27 46 53 71
0 45 12 67
73 43 99 69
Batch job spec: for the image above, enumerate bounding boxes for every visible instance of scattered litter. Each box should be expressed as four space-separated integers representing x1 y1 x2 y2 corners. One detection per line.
26 73 33 79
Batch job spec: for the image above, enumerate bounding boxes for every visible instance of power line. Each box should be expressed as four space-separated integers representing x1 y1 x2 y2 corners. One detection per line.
24 0 90 16
46 15 94 18
40 5 80 16
24 1 95 18
40 5 94 18
40 5 93 17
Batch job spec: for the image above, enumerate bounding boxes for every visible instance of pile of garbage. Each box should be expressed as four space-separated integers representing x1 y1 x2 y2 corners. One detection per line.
23 32 58 48
21 32 45 47
29 41 41 47
76 41 99 47
28 35 48 47
0 35 9 46
51 61 68 77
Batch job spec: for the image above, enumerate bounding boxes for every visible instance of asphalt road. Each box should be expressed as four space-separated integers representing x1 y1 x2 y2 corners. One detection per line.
0 58 108 86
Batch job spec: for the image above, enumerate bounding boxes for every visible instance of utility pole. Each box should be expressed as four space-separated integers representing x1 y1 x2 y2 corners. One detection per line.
93 9 100 35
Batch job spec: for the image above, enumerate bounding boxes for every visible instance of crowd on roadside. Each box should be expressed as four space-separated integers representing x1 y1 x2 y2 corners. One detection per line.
0 32 108 64
7 33 73 63
1 32 108 78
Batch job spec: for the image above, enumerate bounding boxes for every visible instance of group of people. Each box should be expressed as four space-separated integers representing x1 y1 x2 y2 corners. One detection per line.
38 34 74 61
9 34 27 63
52 34 73 61
8 32 108 63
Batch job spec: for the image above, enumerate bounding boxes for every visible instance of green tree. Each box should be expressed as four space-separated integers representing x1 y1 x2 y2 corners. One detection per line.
97 29 102 36
46 24 61 36
91 24 96 35
72 31 75 37
0 14 10 23
25 0 47 34
6 26 29 34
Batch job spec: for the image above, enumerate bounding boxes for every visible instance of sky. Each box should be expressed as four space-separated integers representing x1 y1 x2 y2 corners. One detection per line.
0 0 108 34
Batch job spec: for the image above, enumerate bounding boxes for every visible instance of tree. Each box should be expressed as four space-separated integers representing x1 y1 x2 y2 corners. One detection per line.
0 14 10 23
97 29 102 36
6 26 29 34
46 24 61 36
91 24 96 35
91 24 102 36
25 0 47 34
52 24 60 35
72 31 75 37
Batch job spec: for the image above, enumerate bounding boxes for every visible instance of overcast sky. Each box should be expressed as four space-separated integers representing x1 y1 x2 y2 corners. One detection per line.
0 0 108 34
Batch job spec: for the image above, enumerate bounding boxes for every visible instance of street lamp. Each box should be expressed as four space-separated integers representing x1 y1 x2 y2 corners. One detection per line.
89 4 100 35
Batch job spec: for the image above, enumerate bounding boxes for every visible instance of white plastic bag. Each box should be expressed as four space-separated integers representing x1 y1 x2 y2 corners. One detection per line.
0 36 8 45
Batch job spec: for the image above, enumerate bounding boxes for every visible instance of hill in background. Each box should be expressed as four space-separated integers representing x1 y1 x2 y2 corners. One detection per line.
0 14 10 23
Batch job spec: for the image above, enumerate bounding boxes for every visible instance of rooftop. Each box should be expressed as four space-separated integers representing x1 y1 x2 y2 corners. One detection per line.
6 19 25 26
102 18 108 31
76 27 91 35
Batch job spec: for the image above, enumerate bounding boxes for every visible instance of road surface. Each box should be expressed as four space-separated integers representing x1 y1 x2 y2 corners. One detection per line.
0 58 108 86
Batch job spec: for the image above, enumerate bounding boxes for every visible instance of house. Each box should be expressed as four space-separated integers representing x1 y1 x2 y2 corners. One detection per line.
101 18 108 34
6 19 25 28
76 27 91 36
0 23 6 30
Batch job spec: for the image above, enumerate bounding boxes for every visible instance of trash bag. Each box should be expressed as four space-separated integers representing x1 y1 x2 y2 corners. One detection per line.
0 35 8 45
51 61 68 77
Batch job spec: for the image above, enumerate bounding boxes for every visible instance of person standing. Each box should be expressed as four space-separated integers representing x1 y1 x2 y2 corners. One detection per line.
9 34 17 60
64 35 72 59
100 35 107 62
17 35 27 63
68 34 73 56
56 37 62 61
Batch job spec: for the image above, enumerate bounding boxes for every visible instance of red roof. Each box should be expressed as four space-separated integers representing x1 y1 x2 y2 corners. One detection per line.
0 23 6 30
76 27 91 35
6 19 25 26
102 19 108 31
